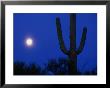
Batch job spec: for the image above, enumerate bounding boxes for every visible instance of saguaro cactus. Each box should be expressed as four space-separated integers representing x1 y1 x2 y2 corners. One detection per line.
56 13 87 75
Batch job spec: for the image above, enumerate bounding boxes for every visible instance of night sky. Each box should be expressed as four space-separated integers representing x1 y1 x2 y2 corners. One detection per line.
14 13 97 73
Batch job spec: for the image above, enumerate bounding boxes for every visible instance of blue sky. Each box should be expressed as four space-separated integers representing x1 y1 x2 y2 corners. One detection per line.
14 13 97 72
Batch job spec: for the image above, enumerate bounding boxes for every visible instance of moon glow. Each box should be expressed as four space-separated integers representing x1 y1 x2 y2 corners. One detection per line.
25 38 33 47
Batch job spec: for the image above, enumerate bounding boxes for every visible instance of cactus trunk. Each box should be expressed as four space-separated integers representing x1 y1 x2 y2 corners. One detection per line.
68 55 77 75
68 14 77 75
56 13 87 75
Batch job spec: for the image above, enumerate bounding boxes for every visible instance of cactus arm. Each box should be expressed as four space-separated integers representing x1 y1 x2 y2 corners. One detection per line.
76 27 87 55
56 17 69 55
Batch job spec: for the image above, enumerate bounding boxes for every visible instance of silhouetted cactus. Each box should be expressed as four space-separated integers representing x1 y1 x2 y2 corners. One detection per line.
56 13 87 75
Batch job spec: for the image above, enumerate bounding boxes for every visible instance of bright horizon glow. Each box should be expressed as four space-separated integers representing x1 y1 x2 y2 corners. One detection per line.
25 38 33 47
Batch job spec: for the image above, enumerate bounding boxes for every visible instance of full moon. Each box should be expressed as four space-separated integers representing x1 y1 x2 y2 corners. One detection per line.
25 38 33 47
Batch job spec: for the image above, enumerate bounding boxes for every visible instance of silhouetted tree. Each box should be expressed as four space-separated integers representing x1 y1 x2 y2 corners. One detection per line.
27 63 41 75
56 13 87 74
45 58 69 75
14 60 97 75
14 61 27 75
14 61 41 75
